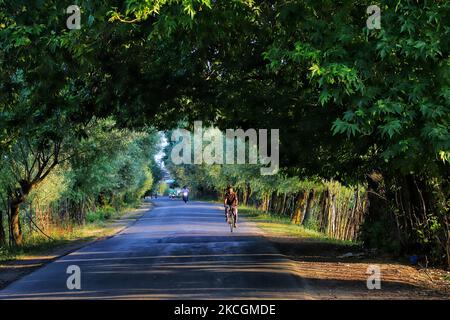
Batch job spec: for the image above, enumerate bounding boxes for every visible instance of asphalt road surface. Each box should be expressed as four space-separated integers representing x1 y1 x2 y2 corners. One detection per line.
0 198 313 300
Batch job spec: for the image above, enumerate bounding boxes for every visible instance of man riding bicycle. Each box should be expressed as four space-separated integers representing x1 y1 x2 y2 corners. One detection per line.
224 185 238 228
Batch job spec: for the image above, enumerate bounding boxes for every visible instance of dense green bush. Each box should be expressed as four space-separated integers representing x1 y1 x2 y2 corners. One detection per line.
86 206 116 223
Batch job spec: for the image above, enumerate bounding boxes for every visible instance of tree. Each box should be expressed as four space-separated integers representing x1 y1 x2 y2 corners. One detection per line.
1 0 448 264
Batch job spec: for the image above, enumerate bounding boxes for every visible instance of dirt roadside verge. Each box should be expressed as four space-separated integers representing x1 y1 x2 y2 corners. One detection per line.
237 206 450 299
263 235 450 299
0 201 152 291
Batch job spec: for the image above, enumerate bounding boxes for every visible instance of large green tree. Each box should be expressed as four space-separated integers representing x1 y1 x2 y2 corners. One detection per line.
1 0 448 263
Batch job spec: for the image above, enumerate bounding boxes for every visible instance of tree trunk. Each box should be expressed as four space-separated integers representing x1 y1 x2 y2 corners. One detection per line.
447 225 450 269
301 189 315 225
0 210 5 246
292 191 307 225
291 193 302 224
9 180 35 247
246 183 251 206
318 188 329 233
329 194 337 237
10 199 23 246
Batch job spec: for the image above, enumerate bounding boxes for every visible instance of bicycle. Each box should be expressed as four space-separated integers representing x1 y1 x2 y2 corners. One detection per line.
225 205 236 233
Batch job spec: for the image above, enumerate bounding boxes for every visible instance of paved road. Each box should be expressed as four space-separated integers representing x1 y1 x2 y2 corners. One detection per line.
0 198 312 299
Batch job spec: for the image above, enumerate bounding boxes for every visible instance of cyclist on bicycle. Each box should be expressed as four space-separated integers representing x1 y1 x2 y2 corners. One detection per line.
224 185 238 228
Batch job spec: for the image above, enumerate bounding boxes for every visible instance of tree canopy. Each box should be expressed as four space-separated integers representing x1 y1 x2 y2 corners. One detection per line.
1 1 449 264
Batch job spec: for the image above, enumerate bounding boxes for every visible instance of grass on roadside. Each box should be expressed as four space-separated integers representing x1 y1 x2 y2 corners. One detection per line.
238 205 356 245
195 200 358 246
443 274 450 282
0 205 136 262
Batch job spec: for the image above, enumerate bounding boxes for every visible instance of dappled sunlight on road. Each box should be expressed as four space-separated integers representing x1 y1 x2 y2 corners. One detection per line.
1 198 445 300
0 199 309 299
